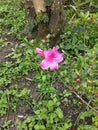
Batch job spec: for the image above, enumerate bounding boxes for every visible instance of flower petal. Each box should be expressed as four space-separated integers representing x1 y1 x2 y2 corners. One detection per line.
53 47 59 54
36 48 44 57
44 50 51 59
40 59 50 69
54 54 63 62
52 47 63 62
50 61 58 70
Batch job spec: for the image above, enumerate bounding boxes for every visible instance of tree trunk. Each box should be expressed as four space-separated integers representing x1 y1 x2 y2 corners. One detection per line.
32 0 46 14
22 0 65 46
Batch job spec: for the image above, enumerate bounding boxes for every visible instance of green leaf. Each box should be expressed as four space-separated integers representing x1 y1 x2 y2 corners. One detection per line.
55 108 63 119
34 124 46 130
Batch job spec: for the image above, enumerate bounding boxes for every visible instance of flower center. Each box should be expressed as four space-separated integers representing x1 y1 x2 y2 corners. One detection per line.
48 52 55 62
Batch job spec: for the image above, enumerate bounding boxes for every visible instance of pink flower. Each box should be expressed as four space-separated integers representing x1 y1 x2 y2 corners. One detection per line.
36 47 63 70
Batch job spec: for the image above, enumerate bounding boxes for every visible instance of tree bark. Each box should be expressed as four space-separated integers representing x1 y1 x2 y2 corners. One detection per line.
49 0 65 35
23 0 65 46
32 0 46 14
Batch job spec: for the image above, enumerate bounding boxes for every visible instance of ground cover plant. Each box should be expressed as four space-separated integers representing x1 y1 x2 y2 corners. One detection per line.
0 0 98 129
